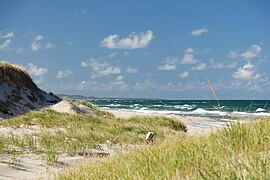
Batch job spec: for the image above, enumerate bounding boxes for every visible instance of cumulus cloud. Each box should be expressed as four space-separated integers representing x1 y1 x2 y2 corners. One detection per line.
229 44 262 60
126 66 138 74
31 35 43 51
185 47 195 54
116 75 124 81
233 63 261 80
100 30 154 49
27 63 48 76
181 47 197 64
157 64 177 71
0 31 14 51
157 57 178 71
113 76 128 90
192 63 206 71
31 35 55 51
81 58 120 78
180 71 189 78
0 39 12 50
56 69 73 79
191 28 208 36
0 31 14 39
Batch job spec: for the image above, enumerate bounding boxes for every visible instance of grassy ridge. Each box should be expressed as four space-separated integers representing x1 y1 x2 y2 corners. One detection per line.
0 61 29 77
58 117 270 179
0 107 186 165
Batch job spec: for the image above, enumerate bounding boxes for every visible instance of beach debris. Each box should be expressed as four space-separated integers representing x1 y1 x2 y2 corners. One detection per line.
78 149 110 157
145 132 154 143
107 134 120 146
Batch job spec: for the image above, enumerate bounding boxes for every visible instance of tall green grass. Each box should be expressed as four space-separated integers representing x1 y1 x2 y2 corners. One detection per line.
0 108 186 165
58 117 270 179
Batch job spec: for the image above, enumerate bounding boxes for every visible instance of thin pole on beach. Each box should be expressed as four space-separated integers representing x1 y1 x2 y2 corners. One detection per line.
207 78 221 111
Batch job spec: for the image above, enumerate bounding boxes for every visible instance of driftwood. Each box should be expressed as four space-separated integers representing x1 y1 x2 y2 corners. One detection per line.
145 132 154 143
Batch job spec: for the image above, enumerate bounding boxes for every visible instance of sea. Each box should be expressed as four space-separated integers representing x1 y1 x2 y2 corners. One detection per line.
88 99 270 118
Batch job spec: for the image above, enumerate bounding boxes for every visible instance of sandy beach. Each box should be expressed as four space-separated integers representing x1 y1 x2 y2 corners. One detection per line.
107 109 237 136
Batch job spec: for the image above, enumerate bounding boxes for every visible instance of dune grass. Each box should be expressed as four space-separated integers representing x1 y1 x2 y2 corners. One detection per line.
0 107 186 165
0 61 29 77
58 117 270 179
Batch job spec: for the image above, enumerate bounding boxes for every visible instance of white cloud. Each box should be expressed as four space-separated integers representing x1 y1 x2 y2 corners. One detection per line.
191 28 208 36
180 71 189 78
181 47 197 64
100 30 154 49
116 75 124 81
241 45 262 60
192 63 206 71
157 64 177 71
113 76 128 90
31 35 55 51
232 63 262 80
56 69 73 79
0 31 14 51
0 39 12 50
253 73 262 80
31 35 43 51
27 63 48 76
35 35 43 41
229 44 262 60
181 54 197 64
185 47 195 54
126 66 138 74
46 42 55 49
157 57 178 71
81 58 120 78
0 31 14 39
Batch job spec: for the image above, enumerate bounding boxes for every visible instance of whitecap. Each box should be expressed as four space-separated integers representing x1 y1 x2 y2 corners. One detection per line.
256 108 267 112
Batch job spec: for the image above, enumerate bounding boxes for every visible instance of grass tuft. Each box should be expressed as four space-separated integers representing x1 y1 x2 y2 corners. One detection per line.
0 61 29 77
58 117 270 179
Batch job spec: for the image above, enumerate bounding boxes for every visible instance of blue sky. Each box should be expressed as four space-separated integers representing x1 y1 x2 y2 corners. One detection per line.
1 0 270 99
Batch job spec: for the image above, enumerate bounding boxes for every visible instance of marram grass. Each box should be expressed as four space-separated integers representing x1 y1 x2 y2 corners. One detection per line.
0 60 29 77
0 108 186 165
58 117 270 179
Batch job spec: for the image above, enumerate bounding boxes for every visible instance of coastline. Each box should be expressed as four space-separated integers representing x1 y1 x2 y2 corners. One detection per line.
106 109 238 136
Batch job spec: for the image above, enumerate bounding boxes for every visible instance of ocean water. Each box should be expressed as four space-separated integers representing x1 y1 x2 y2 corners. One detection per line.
89 99 270 118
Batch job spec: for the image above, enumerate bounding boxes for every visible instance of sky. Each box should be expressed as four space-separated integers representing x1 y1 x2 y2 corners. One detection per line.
0 0 270 99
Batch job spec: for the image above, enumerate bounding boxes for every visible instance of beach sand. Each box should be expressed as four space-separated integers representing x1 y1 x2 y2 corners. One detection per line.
107 109 235 136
